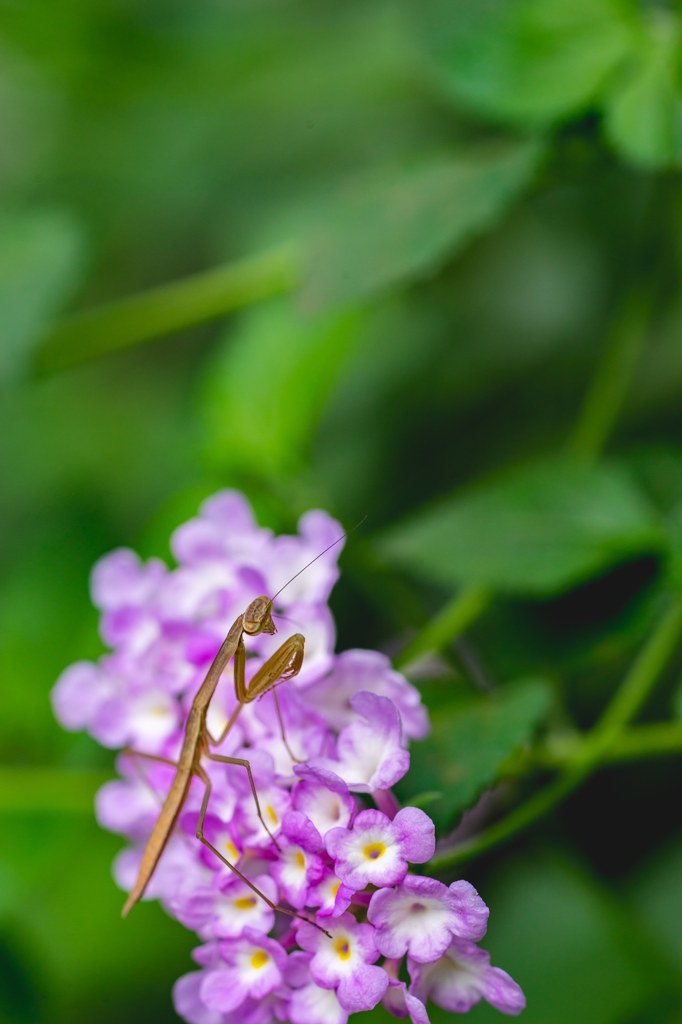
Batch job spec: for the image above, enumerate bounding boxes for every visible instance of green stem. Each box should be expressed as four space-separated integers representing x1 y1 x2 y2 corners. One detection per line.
534 721 682 768
429 598 682 870
606 720 682 761
568 289 650 461
394 585 492 672
33 244 298 374
0 766 111 814
7 720 682 817
394 292 652 676
586 600 682 756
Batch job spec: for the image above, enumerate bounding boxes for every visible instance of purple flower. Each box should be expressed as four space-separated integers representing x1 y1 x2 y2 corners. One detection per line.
291 772 355 837
409 938 525 1016
200 930 288 1013
295 912 389 1013
95 773 160 840
383 978 431 1024
326 807 435 890
261 509 343 605
51 490 520 1023
307 691 410 792
170 491 271 569
304 648 429 740
307 868 354 919
289 979 348 1024
368 876 489 962
271 811 325 909
91 548 167 612
173 972 224 1024
115 834 211 909
52 655 182 752
52 661 111 731
170 874 278 940
287 953 349 1024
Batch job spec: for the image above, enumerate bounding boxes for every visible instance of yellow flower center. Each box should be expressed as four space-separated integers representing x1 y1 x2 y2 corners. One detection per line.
334 938 351 961
225 840 239 861
234 896 257 911
363 842 386 861
331 881 341 898
266 804 279 826
295 851 306 869
250 950 269 970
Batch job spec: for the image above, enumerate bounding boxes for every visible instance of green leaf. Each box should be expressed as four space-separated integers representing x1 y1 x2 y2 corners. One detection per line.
299 140 542 312
672 679 682 720
604 12 682 170
0 208 86 382
201 298 365 478
418 0 636 127
665 510 682 596
399 678 553 832
379 458 664 596
0 818 193 1024
466 852 675 1024
630 836 682 974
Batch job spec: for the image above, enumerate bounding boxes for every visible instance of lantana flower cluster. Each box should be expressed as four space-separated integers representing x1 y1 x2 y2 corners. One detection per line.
52 491 525 1022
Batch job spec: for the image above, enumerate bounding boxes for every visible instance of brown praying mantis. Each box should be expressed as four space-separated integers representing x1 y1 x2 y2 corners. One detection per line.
120 529 354 933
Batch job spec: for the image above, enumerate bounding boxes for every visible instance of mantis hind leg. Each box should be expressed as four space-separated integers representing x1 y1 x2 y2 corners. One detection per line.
194 768 330 936
204 749 281 849
121 746 179 807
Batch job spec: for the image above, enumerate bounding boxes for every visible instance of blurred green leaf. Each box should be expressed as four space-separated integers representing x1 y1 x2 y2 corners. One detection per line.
630 836 682 975
604 12 682 170
465 851 676 1024
299 141 542 312
399 677 553 832
379 458 665 595
201 298 365 478
0 817 193 1024
0 926 42 1023
673 682 682 721
418 0 636 127
666 512 682 596
0 209 85 383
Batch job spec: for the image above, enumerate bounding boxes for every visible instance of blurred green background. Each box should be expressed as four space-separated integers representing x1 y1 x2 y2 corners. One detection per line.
2 1 682 1022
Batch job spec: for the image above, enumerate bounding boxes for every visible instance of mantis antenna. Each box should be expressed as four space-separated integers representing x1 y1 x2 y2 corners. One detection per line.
270 514 367 604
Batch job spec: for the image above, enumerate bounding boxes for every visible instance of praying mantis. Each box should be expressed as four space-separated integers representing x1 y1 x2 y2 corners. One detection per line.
121 531 352 933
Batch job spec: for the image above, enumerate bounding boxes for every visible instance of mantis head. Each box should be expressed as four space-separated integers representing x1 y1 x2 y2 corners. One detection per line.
243 596 276 636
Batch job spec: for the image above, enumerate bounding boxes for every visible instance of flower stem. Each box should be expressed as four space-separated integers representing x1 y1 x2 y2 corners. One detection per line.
533 721 682 768
393 293 652 676
605 721 682 761
429 598 682 870
567 289 650 461
373 788 401 819
33 244 298 374
394 585 492 673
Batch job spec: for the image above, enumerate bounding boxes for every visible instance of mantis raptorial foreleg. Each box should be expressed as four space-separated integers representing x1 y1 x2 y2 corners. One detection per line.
203 632 305 843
